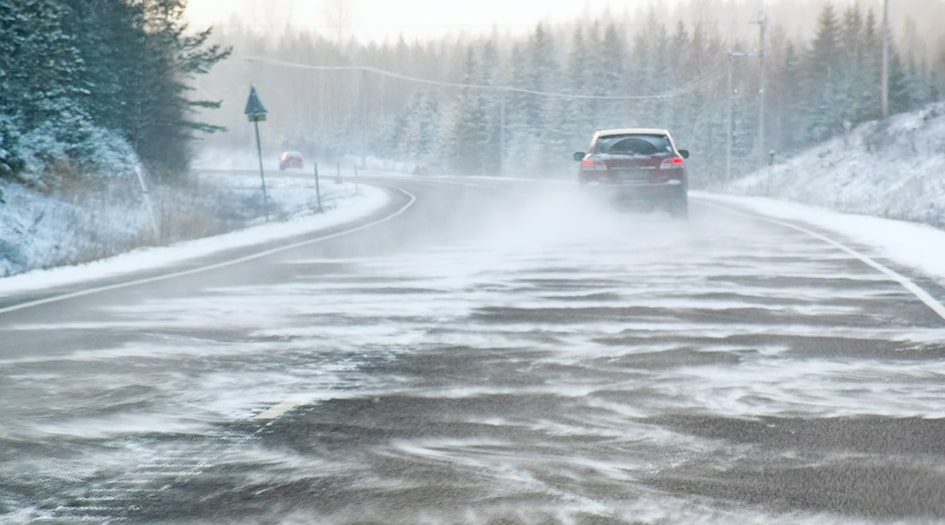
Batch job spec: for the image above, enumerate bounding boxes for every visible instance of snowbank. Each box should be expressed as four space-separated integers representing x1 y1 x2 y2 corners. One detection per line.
726 102 945 228
0 180 387 293
0 169 382 279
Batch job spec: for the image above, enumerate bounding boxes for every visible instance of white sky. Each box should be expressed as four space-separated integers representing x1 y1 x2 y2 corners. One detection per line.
184 0 679 41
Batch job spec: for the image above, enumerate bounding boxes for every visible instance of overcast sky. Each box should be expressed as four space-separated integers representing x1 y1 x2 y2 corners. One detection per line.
184 0 680 41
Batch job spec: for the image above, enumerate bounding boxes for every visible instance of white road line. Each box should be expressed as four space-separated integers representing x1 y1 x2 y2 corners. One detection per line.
254 400 301 421
0 185 416 315
697 197 945 323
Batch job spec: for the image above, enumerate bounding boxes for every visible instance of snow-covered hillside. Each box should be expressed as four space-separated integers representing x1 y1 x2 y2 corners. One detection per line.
726 102 945 228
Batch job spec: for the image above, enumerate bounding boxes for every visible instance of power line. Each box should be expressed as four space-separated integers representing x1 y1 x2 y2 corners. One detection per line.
243 55 727 101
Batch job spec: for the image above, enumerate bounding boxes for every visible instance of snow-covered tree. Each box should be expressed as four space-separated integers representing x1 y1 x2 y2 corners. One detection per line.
0 0 229 184
805 4 846 141
445 47 487 174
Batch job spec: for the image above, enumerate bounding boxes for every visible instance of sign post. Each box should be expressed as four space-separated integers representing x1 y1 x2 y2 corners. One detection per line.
245 85 270 221
313 161 323 213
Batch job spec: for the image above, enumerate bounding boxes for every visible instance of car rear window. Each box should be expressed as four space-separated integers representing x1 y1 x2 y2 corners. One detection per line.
594 134 672 156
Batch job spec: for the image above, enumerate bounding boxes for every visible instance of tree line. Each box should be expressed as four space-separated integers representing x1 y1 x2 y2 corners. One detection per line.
0 0 229 195
201 1 943 184
2 1 942 195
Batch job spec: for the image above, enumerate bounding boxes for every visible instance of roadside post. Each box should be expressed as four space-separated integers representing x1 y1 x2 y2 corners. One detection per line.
133 165 160 241
244 85 270 221
766 150 777 196
313 161 323 213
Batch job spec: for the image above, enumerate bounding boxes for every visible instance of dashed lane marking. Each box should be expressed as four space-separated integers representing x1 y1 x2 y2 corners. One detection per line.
254 400 301 421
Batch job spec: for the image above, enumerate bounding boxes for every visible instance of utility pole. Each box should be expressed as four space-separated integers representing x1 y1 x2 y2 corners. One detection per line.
360 69 367 168
881 0 889 118
726 11 768 179
726 52 741 181
498 93 506 177
753 11 768 165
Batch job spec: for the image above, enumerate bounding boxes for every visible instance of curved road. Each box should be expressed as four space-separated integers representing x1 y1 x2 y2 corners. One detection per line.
2 175 945 524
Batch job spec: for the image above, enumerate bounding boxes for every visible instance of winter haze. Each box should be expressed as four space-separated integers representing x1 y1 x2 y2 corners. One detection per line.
2 0 945 524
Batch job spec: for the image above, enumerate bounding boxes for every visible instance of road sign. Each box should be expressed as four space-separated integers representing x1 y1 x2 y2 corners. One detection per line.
245 85 269 220
245 85 268 122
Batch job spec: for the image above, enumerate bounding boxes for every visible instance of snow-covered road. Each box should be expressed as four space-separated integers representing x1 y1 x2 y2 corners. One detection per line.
2 174 945 524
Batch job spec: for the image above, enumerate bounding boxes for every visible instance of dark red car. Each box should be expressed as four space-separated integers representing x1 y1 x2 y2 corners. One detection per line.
573 128 690 218
278 150 304 170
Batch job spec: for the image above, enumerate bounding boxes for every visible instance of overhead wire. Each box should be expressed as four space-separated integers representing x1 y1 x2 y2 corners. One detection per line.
243 55 730 101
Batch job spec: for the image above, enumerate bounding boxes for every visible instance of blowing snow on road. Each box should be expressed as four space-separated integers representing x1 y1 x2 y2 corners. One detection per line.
2 174 945 524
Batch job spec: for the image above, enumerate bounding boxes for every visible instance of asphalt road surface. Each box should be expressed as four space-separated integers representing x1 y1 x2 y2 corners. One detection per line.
2 175 945 524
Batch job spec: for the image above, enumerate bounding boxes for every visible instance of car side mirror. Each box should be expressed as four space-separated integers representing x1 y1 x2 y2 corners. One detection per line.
678 149 690 159
573 152 586 162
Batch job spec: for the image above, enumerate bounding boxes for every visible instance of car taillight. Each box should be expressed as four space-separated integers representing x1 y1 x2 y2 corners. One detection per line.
659 157 685 169
581 158 607 171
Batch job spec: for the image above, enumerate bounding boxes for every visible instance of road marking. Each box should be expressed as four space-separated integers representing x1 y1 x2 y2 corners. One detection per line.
254 400 300 421
697 197 945 323
0 185 416 315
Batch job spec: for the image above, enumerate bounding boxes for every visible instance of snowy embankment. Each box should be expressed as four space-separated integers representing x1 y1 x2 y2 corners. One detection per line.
0 171 386 283
712 100 945 287
725 101 945 228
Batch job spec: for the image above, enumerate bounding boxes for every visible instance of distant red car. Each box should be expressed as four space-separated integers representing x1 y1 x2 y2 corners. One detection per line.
279 151 304 170
574 128 690 218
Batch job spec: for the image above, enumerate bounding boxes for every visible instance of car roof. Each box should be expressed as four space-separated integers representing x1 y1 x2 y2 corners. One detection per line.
593 128 671 138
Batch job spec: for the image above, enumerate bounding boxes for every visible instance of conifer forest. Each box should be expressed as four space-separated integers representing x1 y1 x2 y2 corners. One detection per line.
0 0 229 189
201 0 945 185
2 0 944 191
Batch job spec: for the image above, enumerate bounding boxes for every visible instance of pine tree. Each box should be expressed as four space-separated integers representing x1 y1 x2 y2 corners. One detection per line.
858 9 883 122
888 50 919 114
503 42 531 175
477 38 504 176
524 24 555 141
563 26 593 143
805 4 846 142
446 47 489 174
666 20 691 136
0 0 230 183
776 41 805 152
125 0 231 177
676 21 726 181
61 0 132 133
594 22 628 129
0 0 91 186
0 0 87 131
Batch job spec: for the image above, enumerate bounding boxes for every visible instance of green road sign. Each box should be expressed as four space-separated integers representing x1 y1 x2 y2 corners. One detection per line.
245 85 268 122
